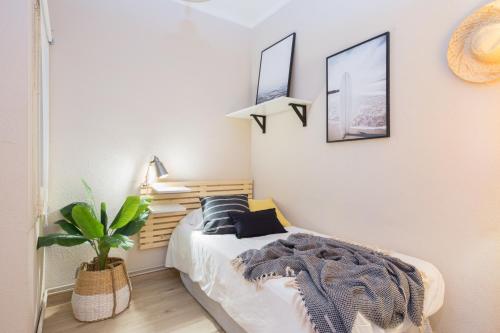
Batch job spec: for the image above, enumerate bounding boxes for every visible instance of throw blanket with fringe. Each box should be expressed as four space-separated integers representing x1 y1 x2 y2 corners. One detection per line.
232 233 424 333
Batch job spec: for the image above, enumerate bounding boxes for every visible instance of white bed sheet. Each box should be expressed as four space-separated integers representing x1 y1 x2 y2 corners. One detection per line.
165 222 444 333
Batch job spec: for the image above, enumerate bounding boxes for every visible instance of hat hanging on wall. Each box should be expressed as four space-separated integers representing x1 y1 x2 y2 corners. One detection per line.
447 0 500 83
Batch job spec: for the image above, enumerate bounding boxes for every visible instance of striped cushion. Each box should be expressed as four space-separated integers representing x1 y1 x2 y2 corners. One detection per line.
200 194 249 234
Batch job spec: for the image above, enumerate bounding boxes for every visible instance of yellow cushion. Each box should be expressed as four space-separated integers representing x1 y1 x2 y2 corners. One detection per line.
248 199 291 227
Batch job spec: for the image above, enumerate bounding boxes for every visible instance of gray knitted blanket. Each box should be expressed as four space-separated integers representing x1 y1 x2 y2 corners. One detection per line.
233 233 424 333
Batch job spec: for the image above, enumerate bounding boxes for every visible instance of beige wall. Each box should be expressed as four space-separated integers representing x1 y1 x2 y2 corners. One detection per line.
46 0 252 288
0 0 39 332
251 1 500 332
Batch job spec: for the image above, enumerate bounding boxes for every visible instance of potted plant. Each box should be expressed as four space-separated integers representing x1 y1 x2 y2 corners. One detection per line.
37 181 151 322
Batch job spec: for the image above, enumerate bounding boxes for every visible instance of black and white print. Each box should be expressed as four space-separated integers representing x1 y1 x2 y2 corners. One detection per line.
327 32 390 142
256 33 296 105
200 194 249 235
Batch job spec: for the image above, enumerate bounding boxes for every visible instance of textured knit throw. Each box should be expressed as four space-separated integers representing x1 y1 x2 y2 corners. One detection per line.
233 233 424 333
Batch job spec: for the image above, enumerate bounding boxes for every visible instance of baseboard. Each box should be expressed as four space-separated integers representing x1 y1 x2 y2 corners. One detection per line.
129 265 169 278
47 283 74 295
46 265 168 296
35 289 47 333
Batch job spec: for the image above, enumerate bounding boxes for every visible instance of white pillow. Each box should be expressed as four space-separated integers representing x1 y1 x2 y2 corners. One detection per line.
180 208 204 230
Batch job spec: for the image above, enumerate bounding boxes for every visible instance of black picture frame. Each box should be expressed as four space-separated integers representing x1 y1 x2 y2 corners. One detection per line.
326 32 390 143
256 33 296 105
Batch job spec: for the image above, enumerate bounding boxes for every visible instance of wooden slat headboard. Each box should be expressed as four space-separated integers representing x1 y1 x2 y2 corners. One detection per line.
139 180 253 250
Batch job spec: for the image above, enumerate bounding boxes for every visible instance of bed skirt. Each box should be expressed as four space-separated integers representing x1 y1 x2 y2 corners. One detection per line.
180 272 246 333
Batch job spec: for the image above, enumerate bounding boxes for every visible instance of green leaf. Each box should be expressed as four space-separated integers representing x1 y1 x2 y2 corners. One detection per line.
60 202 87 224
114 197 150 236
82 179 98 217
102 234 134 251
110 196 141 229
55 220 83 235
101 235 121 248
37 234 88 249
114 215 148 236
133 197 151 220
72 204 104 239
100 202 108 231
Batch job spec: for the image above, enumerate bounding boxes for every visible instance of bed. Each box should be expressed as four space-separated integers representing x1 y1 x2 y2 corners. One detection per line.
165 216 445 333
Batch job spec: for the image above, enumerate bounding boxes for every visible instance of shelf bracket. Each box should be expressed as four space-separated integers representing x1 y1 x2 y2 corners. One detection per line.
250 114 266 134
289 103 307 127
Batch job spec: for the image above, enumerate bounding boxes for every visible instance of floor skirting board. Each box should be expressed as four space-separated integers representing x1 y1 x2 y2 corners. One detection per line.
46 266 168 296
35 290 48 333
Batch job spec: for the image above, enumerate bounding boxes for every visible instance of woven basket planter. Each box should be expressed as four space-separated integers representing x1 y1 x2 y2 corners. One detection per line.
72 257 132 322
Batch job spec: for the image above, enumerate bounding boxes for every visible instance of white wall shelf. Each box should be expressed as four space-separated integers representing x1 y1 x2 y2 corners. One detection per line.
149 203 187 215
151 183 192 194
226 97 312 133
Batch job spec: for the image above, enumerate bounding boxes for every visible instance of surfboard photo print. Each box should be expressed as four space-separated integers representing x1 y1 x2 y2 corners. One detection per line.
326 32 390 142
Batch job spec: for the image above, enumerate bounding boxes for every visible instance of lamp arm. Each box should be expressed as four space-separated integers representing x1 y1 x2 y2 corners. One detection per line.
142 160 154 188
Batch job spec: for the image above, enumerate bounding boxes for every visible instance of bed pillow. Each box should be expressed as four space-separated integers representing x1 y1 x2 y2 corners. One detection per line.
229 209 287 239
248 199 291 227
200 194 249 235
179 208 204 230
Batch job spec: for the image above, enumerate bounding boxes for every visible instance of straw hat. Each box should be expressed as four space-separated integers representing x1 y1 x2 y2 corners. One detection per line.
447 1 500 83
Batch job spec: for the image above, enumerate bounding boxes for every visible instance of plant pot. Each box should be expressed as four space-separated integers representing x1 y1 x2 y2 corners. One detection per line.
71 257 132 322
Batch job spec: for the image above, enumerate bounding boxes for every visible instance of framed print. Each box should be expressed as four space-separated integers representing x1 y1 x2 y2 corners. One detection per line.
326 32 390 142
256 33 296 105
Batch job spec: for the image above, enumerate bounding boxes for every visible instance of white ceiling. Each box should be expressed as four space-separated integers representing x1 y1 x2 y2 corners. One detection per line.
171 0 292 28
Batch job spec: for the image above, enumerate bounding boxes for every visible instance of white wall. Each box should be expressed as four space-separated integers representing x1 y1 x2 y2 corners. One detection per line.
251 1 500 333
0 0 39 332
46 0 252 288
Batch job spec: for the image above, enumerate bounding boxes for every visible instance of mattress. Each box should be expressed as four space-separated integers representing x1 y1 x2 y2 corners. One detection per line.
165 222 444 333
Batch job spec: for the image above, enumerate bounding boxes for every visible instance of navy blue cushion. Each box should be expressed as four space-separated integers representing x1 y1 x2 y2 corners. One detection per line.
230 209 287 239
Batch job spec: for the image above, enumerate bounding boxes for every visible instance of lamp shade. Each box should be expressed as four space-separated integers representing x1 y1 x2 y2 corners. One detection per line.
153 156 168 180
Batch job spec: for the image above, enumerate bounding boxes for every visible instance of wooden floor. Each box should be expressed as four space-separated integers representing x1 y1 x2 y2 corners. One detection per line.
43 269 223 333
